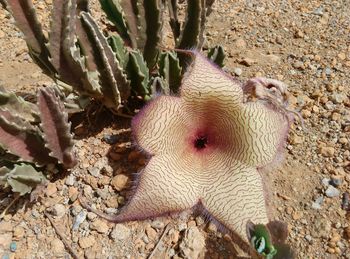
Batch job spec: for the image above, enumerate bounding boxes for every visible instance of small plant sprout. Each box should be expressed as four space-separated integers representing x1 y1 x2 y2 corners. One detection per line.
81 50 294 254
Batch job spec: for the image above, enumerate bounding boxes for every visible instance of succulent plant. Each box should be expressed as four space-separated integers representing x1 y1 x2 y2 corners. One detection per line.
4 0 223 113
246 220 295 258
0 87 76 195
80 51 294 256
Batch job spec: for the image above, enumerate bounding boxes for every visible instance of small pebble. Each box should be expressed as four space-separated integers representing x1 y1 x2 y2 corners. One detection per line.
103 134 118 144
325 186 340 198
341 192 349 210
330 177 342 187
311 196 323 209
73 210 87 231
9 242 16 252
52 204 66 218
233 67 242 76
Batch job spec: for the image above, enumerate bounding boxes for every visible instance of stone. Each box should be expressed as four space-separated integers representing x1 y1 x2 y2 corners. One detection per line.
52 204 66 218
325 186 340 198
111 174 129 191
68 187 79 202
88 167 100 177
65 175 75 186
233 67 242 76
179 226 205 259
51 239 65 257
110 224 131 241
79 236 95 249
319 146 335 157
46 182 57 197
151 220 165 229
145 225 157 240
12 226 25 240
91 219 110 234
330 177 342 187
311 196 323 210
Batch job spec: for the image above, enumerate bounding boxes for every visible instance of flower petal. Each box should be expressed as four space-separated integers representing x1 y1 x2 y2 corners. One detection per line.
132 95 187 154
230 101 289 167
202 163 268 242
180 53 243 110
115 154 200 222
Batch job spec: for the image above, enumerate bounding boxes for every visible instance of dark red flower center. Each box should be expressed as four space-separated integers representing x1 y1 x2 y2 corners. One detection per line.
194 135 208 150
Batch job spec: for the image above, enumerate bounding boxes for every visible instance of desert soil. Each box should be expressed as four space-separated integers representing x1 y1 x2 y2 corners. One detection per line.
0 0 350 258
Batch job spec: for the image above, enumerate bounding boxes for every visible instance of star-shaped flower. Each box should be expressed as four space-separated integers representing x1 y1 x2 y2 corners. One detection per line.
82 52 291 249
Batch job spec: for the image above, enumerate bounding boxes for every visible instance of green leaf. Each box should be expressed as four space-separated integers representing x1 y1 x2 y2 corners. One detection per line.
108 34 128 68
99 0 133 46
158 51 182 93
208 45 225 68
126 50 150 97
3 164 45 196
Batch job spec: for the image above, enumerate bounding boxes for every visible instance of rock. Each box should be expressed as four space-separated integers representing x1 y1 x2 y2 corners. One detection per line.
151 220 165 229
305 234 313 243
240 57 256 67
68 187 79 202
65 175 75 186
179 226 205 259
103 134 118 144
322 178 330 187
73 210 87 231
146 225 157 240
51 239 65 257
169 229 180 244
319 146 335 157
325 186 340 198
111 174 129 191
9 241 16 252
178 222 187 232
46 182 57 197
311 196 323 209
90 219 110 234
12 226 25 240
79 236 95 249
330 177 342 187
52 204 66 218
233 67 242 76
88 167 100 177
110 224 131 241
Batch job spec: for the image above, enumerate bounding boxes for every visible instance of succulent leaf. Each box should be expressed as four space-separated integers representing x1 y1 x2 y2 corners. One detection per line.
6 0 46 54
80 11 130 107
159 51 182 93
0 87 39 122
126 50 150 97
1 164 45 196
108 34 129 68
167 0 180 40
0 111 54 165
38 87 76 168
178 0 202 49
99 0 134 47
150 76 169 95
6 0 55 75
61 0 101 94
143 0 163 68
207 45 225 67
